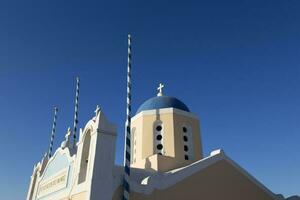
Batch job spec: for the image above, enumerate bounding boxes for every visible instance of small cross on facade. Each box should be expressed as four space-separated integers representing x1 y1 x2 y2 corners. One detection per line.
157 83 164 96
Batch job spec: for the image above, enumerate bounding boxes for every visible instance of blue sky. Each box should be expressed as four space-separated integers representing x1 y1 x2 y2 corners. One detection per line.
0 0 299 199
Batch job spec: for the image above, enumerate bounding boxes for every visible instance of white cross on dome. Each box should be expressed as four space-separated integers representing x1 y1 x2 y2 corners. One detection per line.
157 83 164 96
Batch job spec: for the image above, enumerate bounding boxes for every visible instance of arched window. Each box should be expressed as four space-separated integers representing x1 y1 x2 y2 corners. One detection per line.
184 145 189 151
184 155 189 160
183 135 188 142
78 131 91 184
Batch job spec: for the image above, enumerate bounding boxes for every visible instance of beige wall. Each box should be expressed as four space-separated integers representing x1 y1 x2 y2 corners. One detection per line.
131 108 203 172
131 154 180 172
70 192 87 200
173 112 202 161
113 160 275 200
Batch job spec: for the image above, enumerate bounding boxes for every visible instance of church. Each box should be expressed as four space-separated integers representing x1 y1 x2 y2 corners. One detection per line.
27 35 287 200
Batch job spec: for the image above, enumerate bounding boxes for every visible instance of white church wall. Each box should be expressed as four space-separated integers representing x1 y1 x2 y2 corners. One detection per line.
89 128 117 200
68 110 118 200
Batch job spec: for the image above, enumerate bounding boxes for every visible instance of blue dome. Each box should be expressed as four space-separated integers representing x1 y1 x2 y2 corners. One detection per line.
136 96 190 114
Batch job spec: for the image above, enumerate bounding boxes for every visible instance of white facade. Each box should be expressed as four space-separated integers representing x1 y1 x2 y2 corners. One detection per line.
27 108 118 200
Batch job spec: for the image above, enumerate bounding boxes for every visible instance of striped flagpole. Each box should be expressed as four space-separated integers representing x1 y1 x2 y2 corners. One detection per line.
73 77 80 147
122 34 132 200
48 107 58 158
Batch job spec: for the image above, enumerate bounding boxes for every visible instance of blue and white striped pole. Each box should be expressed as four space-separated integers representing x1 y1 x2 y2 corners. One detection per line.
48 107 58 158
123 34 132 200
73 77 80 147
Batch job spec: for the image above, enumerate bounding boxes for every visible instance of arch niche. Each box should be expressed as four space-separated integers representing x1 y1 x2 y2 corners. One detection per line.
78 130 92 184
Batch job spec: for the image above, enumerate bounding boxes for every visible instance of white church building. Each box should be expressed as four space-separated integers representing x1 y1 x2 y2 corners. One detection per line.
27 35 292 200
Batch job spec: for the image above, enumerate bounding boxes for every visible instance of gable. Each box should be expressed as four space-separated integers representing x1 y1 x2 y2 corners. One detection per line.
36 149 74 200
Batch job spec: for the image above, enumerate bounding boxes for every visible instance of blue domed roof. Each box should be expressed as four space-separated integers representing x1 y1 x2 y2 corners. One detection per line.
136 96 190 114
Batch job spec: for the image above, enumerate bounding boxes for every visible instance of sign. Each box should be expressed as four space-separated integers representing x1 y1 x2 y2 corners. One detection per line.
37 167 69 198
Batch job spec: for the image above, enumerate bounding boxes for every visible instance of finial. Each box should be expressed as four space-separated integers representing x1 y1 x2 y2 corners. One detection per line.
73 77 80 148
157 83 164 96
123 34 132 200
95 105 101 116
61 127 72 149
48 107 58 158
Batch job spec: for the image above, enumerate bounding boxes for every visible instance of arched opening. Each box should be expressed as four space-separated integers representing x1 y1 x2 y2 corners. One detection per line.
131 128 136 164
182 125 194 161
78 131 91 184
153 121 164 155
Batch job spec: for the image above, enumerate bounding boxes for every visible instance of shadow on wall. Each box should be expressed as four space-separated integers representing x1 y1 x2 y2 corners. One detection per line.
145 158 151 169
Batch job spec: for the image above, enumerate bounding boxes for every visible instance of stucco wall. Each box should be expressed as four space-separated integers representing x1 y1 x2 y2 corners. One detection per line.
131 108 202 172
113 160 275 200
70 192 87 200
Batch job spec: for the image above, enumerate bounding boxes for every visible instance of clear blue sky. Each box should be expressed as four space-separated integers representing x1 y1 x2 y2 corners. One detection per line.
0 0 299 199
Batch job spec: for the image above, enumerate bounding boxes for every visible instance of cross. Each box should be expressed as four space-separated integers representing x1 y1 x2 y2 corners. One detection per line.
157 83 164 96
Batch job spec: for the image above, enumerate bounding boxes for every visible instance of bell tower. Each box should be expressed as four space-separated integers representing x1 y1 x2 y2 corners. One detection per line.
130 84 203 172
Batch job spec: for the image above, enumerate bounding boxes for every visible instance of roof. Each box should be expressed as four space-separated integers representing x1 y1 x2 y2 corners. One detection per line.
126 150 277 199
136 96 190 114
